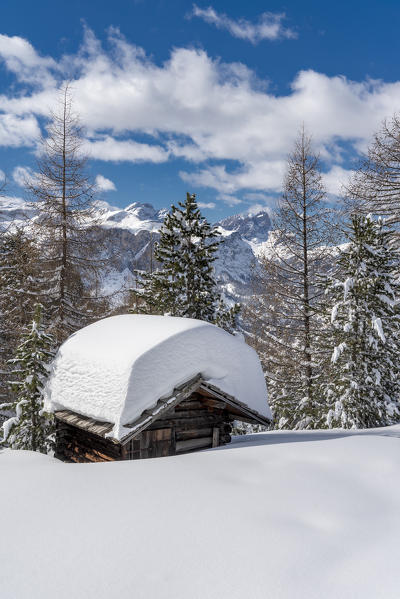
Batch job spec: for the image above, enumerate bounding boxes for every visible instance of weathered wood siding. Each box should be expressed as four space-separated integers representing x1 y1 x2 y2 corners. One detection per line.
55 420 122 463
130 392 233 459
55 391 233 463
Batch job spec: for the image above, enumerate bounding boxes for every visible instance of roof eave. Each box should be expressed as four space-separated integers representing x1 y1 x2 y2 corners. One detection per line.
55 373 271 444
119 376 271 444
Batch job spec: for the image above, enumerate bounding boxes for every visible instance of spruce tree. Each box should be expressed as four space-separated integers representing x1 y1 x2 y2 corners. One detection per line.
321 215 400 428
0 227 39 405
1 304 55 452
132 193 239 331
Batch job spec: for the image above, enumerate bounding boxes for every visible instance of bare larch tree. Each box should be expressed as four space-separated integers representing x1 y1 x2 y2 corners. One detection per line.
28 84 106 342
347 115 400 228
245 128 334 429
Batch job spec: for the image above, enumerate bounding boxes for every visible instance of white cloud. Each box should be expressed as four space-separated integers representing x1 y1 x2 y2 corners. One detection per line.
0 30 400 200
180 160 286 194
191 5 297 43
245 202 274 218
95 174 117 192
12 165 37 187
243 193 278 215
197 201 216 209
167 141 208 162
85 137 169 164
0 34 57 86
323 165 355 196
243 192 273 202
217 194 243 206
0 114 40 147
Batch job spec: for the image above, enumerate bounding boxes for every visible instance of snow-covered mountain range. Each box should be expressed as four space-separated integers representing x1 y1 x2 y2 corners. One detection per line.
0 197 272 305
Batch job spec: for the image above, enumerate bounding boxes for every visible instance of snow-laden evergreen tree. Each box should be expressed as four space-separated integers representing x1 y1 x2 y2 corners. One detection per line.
131 193 239 332
320 215 400 428
0 227 39 405
1 303 55 452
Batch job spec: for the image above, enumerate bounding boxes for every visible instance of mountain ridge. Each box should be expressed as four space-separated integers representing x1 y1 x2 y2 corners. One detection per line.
0 198 272 306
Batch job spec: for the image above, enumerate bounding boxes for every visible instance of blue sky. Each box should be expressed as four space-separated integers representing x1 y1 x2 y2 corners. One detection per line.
1 0 400 218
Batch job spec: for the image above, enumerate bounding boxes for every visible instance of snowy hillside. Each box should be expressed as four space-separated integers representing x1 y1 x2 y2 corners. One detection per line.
2 426 400 599
0 198 271 305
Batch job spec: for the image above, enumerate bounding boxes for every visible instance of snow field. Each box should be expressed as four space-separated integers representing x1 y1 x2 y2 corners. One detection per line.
1 427 400 599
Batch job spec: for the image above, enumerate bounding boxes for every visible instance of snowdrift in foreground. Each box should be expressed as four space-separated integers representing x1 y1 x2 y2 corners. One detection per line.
2 426 400 599
44 314 271 439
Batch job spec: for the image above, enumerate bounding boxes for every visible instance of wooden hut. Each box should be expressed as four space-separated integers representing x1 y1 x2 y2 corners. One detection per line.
45 315 271 463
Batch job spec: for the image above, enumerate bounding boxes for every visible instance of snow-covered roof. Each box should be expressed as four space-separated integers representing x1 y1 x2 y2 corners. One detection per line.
44 315 271 440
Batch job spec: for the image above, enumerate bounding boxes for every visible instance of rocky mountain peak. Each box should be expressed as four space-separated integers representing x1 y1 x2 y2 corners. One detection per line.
124 202 162 221
0 197 273 306
217 210 271 242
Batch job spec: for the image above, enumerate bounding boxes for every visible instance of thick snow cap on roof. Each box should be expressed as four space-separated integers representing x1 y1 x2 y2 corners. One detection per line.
44 315 271 440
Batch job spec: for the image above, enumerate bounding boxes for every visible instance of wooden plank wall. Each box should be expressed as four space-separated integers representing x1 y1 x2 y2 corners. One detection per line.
131 392 233 458
55 421 122 463
55 392 233 463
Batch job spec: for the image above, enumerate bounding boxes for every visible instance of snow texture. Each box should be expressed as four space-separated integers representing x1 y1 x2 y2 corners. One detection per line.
98 201 165 233
2 426 400 599
343 276 354 299
372 316 386 343
44 314 271 439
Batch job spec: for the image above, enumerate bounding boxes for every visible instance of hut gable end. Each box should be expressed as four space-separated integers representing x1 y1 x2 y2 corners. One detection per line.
54 375 270 462
47 315 271 463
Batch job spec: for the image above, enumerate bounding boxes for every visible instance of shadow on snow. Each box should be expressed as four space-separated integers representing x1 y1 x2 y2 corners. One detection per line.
216 424 400 451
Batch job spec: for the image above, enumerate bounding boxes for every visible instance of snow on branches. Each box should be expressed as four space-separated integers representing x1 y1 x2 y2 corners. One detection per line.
131 193 239 332
321 215 400 429
1 304 55 453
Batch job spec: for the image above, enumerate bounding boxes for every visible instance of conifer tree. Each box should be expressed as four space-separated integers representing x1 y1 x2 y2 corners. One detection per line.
245 129 335 429
0 228 39 405
244 256 300 429
28 84 104 343
347 115 400 228
1 304 55 452
321 215 400 428
132 193 239 331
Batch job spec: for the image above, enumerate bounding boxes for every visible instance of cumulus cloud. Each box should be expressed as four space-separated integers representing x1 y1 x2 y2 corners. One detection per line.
0 114 40 147
0 29 399 201
191 5 297 43
12 165 37 187
197 201 216 209
0 34 57 87
85 137 169 163
180 160 286 194
95 174 117 192
323 165 355 196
